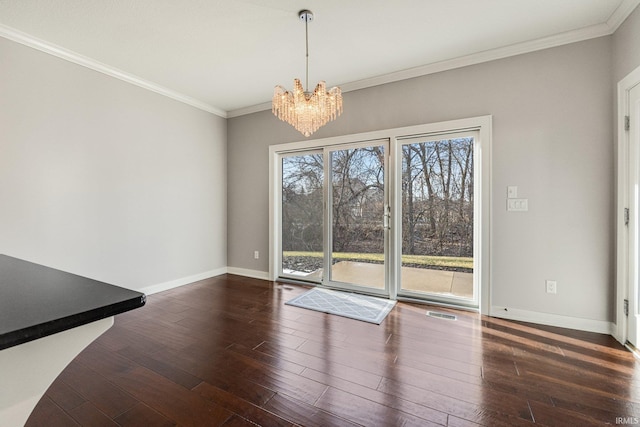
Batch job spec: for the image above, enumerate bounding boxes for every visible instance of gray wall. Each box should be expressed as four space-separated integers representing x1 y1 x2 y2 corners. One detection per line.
228 36 614 322
612 7 640 155
0 37 227 291
613 5 640 83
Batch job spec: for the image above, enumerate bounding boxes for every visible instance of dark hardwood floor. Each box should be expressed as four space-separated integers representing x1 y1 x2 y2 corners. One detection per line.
25 274 640 426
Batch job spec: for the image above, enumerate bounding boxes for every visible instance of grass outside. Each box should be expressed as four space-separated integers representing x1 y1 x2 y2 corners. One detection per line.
283 251 472 270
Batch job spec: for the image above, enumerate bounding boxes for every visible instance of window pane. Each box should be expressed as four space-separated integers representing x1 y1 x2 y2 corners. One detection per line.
281 153 324 280
330 146 385 289
401 137 474 298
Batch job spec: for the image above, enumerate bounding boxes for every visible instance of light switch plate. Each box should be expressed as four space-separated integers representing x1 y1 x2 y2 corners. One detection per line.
507 198 528 211
507 186 518 198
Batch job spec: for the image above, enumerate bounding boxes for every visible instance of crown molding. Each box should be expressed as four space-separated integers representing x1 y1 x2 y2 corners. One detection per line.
229 26 607 118
2 0 638 120
0 24 227 118
609 0 640 31
227 101 274 118
340 23 613 94
229 0 640 118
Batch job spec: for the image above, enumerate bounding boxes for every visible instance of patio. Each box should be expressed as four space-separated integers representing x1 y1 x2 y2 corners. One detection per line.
292 261 473 299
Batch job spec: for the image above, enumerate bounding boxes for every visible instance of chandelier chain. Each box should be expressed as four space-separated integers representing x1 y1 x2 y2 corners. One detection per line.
305 15 309 92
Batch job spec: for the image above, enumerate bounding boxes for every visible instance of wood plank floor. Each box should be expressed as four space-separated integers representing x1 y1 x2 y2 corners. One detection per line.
25 274 640 426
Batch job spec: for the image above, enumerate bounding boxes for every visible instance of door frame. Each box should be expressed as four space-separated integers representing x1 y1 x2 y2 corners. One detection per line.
269 116 492 314
616 65 640 345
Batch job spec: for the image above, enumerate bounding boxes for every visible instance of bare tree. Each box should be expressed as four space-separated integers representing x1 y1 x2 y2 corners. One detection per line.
281 137 473 272
402 137 474 259
282 154 323 252
331 147 385 253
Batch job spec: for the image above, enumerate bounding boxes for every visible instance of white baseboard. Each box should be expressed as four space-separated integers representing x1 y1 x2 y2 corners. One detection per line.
490 306 615 335
139 267 270 296
140 267 227 295
226 267 270 281
140 274 615 336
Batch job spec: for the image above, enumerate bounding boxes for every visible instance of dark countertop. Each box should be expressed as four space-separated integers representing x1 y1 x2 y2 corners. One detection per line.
0 254 146 350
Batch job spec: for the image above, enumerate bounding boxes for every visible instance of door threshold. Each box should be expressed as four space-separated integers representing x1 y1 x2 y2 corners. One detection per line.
396 296 479 313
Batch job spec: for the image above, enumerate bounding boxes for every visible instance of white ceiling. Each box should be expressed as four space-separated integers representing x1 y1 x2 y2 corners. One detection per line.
1 0 638 117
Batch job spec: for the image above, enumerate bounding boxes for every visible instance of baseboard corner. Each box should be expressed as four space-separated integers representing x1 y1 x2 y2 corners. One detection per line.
140 267 227 295
226 267 270 281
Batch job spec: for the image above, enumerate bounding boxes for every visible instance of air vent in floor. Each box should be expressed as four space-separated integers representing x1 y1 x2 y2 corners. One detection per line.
426 311 457 320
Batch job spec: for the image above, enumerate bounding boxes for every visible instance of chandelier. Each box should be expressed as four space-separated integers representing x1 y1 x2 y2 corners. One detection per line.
272 10 343 137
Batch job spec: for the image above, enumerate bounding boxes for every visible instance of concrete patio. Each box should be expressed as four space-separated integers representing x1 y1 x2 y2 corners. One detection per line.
294 261 473 299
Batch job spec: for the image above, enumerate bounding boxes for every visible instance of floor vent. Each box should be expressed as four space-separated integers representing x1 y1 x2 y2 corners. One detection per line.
426 311 457 320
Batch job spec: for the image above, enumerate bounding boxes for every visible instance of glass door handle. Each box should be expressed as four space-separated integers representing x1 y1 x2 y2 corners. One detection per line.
383 204 391 230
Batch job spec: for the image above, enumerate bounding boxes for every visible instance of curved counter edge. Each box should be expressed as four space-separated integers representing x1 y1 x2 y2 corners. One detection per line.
0 317 114 427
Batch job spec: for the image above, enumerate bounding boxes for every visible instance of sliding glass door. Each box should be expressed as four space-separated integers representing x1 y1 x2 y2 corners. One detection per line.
278 140 390 296
281 151 325 281
328 141 389 295
273 117 488 312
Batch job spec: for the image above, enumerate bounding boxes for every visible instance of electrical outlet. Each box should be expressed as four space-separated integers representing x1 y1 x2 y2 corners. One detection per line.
254 251 259 260
545 280 557 294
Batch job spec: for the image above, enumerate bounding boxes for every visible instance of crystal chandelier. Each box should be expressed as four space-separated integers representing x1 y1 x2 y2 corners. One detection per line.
272 10 343 137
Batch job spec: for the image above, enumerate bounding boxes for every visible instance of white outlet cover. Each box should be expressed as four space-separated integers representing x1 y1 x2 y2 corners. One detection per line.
545 280 557 294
